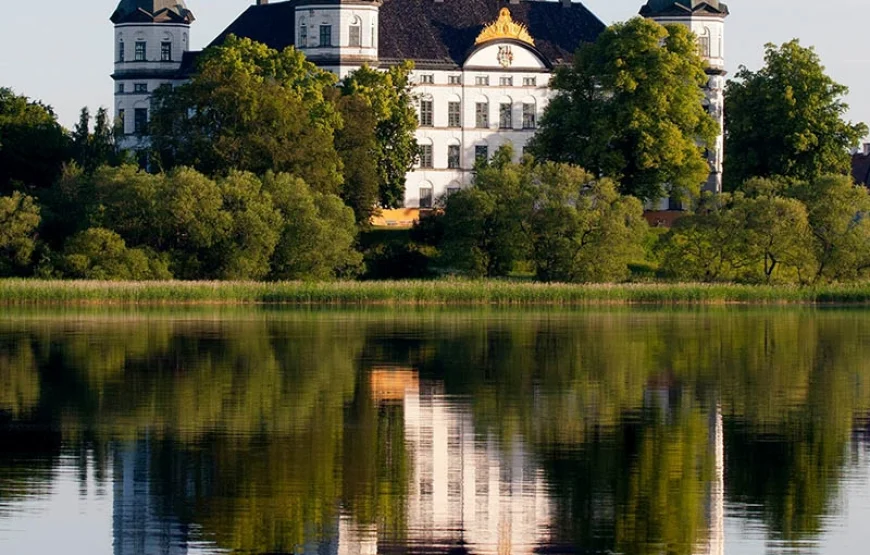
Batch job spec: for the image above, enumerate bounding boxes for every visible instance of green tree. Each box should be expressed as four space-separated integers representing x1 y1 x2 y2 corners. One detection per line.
263 172 362 280
530 18 717 201
341 63 419 209
335 94 381 224
737 187 816 283
788 174 870 282
530 165 647 282
0 88 71 194
61 227 171 280
659 193 751 282
725 40 867 188
150 35 343 194
441 147 535 277
0 192 41 276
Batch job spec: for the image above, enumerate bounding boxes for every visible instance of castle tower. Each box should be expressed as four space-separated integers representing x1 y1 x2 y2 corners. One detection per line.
640 1 729 194
110 1 195 149
294 0 382 79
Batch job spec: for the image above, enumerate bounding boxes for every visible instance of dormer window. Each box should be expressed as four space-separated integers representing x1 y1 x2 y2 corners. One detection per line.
135 41 146 61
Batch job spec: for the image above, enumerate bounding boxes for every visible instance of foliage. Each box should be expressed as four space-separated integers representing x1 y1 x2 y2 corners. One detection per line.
724 40 867 188
60 228 171 281
441 146 535 277
787 174 870 282
150 35 344 194
263 172 362 280
0 88 70 194
529 18 717 201
0 192 41 276
335 94 381 224
71 107 117 173
341 63 419 209
441 146 645 281
530 165 647 282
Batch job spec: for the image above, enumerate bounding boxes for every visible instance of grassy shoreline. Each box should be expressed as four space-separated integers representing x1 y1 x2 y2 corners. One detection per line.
3 279 870 306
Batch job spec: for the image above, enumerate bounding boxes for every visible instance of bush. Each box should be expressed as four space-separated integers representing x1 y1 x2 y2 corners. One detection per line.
61 228 171 281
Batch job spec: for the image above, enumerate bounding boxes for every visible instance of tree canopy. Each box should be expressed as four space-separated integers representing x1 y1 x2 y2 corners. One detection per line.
150 35 344 194
724 40 868 188
0 88 70 194
529 18 717 202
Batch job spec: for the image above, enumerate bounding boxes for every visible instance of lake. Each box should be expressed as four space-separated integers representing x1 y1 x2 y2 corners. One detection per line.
1 308 869 554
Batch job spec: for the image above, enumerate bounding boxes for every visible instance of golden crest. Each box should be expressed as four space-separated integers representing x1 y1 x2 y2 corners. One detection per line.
475 8 536 47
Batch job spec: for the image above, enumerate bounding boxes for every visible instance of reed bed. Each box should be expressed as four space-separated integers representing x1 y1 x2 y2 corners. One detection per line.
2 279 870 306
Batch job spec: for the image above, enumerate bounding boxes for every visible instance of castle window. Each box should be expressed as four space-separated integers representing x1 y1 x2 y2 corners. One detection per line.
448 75 461 85
420 99 433 127
319 25 333 47
161 42 172 62
117 109 125 132
134 83 148 93
499 76 513 87
134 41 146 61
117 83 125 94
698 28 711 58
475 145 489 163
134 108 148 134
523 77 536 87
419 144 433 168
448 101 461 127
499 102 512 129
420 74 434 85
372 21 377 47
448 145 461 169
476 102 489 128
299 20 308 46
349 24 361 47
522 102 536 129
118 41 125 62
419 185 433 209
475 76 489 86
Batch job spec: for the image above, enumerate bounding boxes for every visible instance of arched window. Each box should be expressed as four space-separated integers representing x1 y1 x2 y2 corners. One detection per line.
349 16 362 48
498 96 513 130
299 18 308 46
475 96 489 129
418 138 434 169
521 97 537 129
419 181 434 209
447 139 461 169
698 27 711 58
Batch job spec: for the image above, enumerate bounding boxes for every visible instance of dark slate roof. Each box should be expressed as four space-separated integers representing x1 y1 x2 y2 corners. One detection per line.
640 0 729 17
111 0 195 24
852 151 870 187
208 0 605 68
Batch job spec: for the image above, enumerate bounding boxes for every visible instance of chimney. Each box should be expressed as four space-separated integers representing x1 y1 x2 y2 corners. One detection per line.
864 143 870 156
257 0 268 5
562 0 572 7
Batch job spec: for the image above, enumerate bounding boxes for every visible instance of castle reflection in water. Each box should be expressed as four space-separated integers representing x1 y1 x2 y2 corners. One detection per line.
112 371 724 555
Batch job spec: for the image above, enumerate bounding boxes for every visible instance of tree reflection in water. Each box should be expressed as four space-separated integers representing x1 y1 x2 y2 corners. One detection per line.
0 309 869 554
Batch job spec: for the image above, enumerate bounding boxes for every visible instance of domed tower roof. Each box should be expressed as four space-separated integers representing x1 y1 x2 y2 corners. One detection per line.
640 0 729 17
110 0 195 24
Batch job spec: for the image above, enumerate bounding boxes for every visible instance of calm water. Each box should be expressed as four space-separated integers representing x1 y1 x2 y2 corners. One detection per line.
1 308 870 555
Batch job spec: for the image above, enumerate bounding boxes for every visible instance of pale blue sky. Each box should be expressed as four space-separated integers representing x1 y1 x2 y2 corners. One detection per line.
1 0 868 136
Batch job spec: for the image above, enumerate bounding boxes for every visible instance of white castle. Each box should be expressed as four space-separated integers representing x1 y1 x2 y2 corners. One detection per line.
111 0 728 210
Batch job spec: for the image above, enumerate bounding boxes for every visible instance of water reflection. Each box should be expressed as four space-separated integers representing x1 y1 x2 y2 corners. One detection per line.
0 309 869 554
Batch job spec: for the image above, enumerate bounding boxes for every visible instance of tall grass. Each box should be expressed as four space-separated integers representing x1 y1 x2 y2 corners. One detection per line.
2 279 870 306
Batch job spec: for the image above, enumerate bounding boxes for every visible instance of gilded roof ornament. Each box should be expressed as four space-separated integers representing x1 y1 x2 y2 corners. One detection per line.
475 8 536 47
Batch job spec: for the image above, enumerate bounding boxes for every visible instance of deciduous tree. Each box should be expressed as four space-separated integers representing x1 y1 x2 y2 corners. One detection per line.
530 18 717 201
150 36 344 194
0 192 41 276
725 40 867 188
